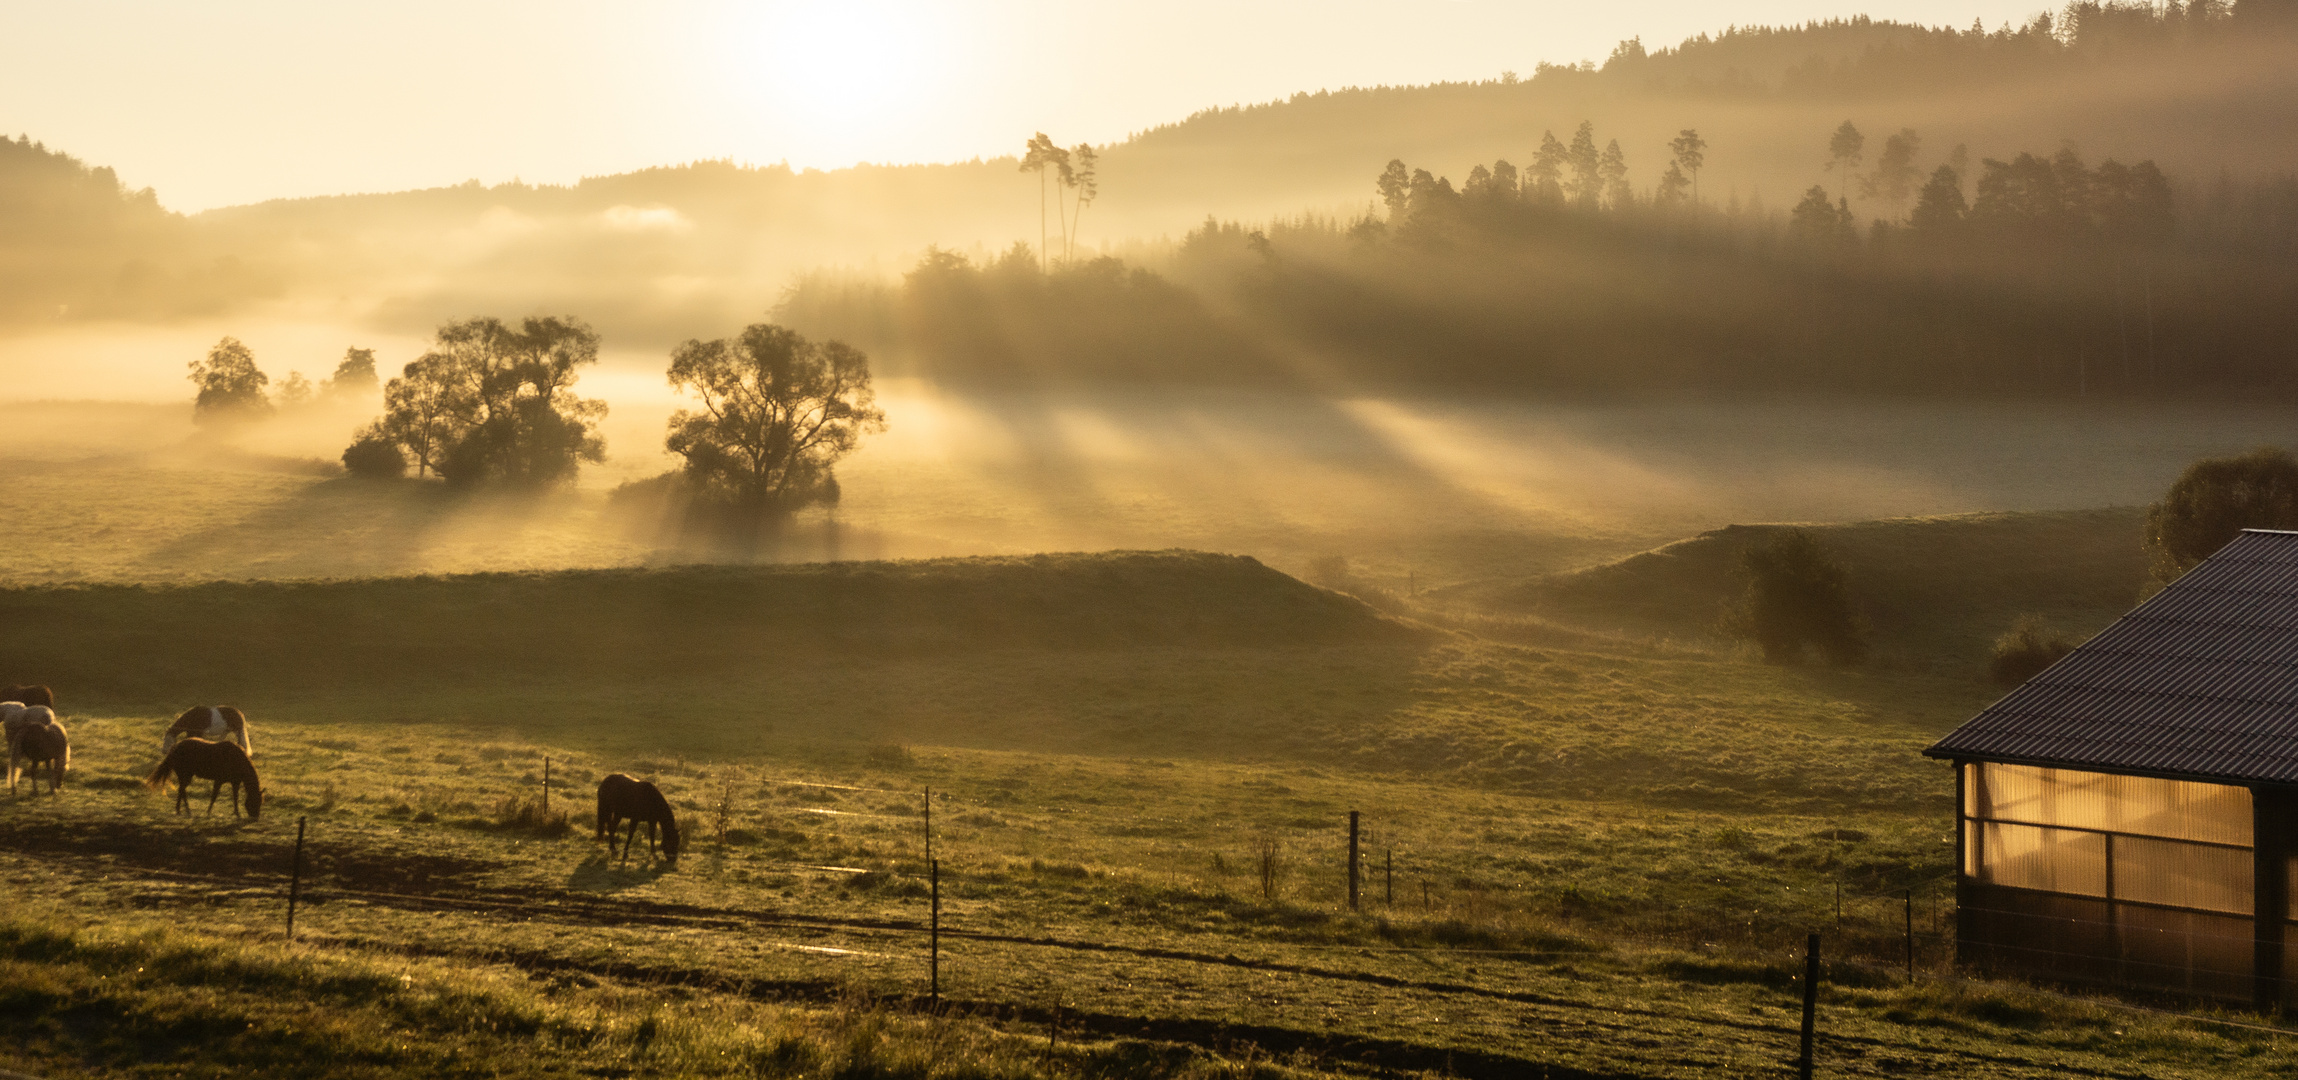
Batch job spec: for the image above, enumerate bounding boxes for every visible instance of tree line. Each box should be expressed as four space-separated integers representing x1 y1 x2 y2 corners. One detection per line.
777 112 2293 398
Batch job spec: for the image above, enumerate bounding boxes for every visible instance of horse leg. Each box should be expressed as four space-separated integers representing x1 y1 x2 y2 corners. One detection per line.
175 776 190 815
230 781 243 818
621 820 638 867
206 779 223 817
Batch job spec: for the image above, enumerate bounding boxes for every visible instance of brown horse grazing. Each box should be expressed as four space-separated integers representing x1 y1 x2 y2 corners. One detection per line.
163 706 254 757
3 685 54 709
9 708 67 795
596 774 680 866
145 738 263 820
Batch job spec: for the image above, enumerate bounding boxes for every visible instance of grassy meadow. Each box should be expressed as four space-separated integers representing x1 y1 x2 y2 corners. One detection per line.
5 519 2293 1078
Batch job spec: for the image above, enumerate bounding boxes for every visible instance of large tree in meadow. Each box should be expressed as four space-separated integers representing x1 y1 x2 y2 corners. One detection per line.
664 323 886 518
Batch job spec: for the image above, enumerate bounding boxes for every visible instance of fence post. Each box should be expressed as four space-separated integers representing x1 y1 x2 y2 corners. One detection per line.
1799 932 1820 1080
542 756 549 816
1904 888 1915 983
1347 811 1360 912
930 857 941 1004
924 786 933 864
286 816 307 940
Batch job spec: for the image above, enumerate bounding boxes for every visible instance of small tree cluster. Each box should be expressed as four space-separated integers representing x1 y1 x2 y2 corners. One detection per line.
1721 529 1867 665
2144 446 2298 583
190 339 387 429
349 316 608 487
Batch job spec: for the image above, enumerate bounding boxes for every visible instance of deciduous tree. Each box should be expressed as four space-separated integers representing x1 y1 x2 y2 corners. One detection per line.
2145 447 2298 582
187 336 271 425
352 316 608 487
664 323 886 520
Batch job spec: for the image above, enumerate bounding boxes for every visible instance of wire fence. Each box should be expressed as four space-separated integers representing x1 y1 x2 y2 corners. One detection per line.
105 767 2298 1064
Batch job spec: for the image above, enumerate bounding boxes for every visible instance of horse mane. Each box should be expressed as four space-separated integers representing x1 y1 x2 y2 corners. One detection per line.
644 784 681 856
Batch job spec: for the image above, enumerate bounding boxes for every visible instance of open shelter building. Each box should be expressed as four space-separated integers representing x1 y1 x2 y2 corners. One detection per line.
1928 528 2298 1007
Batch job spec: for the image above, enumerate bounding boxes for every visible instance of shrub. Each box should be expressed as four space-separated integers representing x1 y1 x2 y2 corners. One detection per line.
1720 529 1866 665
1988 614 2076 686
2144 446 2298 583
341 435 407 479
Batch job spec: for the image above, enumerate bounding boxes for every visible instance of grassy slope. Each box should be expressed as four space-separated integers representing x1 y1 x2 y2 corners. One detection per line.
10 533 2276 1076
1479 508 2148 667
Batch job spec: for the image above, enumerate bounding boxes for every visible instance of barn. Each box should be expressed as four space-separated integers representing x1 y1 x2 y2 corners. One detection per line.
1927 528 2298 1007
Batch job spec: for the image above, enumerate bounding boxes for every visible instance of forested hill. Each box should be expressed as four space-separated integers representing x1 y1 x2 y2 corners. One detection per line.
4 5 2296 346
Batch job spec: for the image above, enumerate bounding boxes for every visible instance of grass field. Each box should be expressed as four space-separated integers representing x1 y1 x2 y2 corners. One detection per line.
5 528 2294 1078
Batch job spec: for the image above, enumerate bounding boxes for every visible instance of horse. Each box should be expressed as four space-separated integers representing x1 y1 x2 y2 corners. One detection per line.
3 685 53 709
8 707 67 795
163 705 254 757
144 738 263 820
596 773 680 866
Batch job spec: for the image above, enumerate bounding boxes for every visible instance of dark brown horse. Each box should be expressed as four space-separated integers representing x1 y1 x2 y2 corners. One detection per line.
145 738 263 820
2 685 53 709
596 774 680 866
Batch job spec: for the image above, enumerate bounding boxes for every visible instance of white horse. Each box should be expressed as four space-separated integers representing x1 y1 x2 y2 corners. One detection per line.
7 705 67 795
163 706 254 758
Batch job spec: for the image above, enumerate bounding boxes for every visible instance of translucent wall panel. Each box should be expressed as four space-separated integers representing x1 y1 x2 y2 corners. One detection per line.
1978 822 2107 897
2115 836 2254 915
1976 763 2251 846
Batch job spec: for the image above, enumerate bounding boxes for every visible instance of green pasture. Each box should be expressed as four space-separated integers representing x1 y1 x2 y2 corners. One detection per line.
5 511 2289 1077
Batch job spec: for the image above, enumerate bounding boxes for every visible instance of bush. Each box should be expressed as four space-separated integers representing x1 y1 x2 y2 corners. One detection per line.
2144 446 2298 583
1720 529 1866 665
1988 614 2076 686
340 435 407 479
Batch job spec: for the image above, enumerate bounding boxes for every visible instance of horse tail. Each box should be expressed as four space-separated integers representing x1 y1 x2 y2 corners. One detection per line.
144 746 176 791
226 708 253 756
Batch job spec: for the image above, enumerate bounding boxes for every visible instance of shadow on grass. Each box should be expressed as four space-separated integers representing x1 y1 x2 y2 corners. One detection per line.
566 850 676 892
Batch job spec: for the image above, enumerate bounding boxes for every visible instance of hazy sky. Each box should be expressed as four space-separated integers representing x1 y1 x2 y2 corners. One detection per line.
8 1 2050 212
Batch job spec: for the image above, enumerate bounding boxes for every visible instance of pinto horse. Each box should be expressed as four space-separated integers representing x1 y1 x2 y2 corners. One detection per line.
145 738 263 820
163 706 254 757
7 707 67 795
596 774 680 866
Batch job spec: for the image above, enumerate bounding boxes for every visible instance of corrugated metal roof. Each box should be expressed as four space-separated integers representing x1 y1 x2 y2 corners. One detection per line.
1927 529 2298 785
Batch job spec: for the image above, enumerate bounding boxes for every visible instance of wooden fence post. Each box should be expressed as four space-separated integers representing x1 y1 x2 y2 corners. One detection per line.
924 786 933 864
286 816 307 940
1904 888 1915 982
1347 811 1360 912
1799 932 1820 1080
542 756 549 816
930 858 941 1004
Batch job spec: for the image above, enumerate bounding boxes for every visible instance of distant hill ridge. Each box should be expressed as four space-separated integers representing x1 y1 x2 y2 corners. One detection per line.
1494 508 2149 664
0 550 1409 706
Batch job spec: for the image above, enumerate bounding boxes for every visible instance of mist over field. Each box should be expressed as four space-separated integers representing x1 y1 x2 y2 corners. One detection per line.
7 4 2298 1078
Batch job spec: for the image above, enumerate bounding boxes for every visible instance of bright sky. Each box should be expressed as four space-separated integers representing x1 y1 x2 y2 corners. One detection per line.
6 0 2050 213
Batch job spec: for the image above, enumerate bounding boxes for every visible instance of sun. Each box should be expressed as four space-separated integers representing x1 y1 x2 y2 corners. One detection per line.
729 1 954 158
